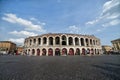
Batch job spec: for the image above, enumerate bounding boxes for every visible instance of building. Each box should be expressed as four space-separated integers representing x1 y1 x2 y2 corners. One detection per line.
24 33 102 56
111 38 120 53
16 46 24 55
0 41 16 54
102 45 112 54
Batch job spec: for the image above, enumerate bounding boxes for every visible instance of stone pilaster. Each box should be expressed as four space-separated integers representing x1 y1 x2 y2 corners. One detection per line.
53 38 55 46
66 37 68 46
79 38 81 46
47 38 49 46
41 38 43 46
60 37 62 46
84 38 86 46
73 37 75 46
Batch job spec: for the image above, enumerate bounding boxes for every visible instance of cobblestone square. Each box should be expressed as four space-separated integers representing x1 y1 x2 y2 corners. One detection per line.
0 55 120 80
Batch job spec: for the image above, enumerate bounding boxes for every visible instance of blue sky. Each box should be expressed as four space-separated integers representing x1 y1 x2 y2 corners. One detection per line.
0 0 120 46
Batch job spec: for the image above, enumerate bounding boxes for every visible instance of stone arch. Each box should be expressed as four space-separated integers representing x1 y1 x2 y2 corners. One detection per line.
87 48 90 54
68 48 74 55
30 39 32 45
75 48 80 55
75 37 79 45
82 48 86 55
33 38 36 44
28 49 30 55
91 49 94 55
48 48 53 56
62 48 67 55
32 49 35 55
90 39 92 45
93 40 95 45
43 37 47 44
55 48 60 56
55 37 60 45
69 37 73 45
85 38 89 46
81 38 84 46
42 48 46 56
97 49 99 54
96 40 98 45
62 35 66 45
95 49 96 54
38 38 41 45
25 50 27 55
49 37 53 45
37 49 40 56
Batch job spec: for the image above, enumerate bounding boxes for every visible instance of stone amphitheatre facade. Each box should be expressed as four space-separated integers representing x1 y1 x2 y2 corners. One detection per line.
24 33 102 56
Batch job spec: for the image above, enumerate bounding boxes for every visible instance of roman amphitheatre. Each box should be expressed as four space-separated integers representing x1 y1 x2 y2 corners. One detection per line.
24 33 102 56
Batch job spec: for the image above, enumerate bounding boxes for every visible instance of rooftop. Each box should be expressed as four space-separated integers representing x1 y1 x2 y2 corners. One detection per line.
111 38 120 42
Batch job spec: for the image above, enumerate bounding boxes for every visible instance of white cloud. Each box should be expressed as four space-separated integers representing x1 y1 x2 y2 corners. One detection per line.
86 19 98 25
30 17 38 21
102 0 119 14
9 30 38 37
102 19 120 27
68 25 81 33
8 38 24 44
106 13 120 19
30 17 46 25
86 0 120 27
2 13 46 32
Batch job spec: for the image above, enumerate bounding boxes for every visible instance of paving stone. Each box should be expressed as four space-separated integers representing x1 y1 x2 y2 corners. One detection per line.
0 55 120 80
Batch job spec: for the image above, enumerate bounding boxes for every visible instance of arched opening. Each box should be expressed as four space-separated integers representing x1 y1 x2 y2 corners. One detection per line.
75 37 79 45
37 49 40 56
55 37 60 45
48 48 53 56
62 35 66 45
96 40 98 45
43 37 47 44
30 39 32 45
86 38 89 46
95 49 96 54
28 49 30 55
55 48 60 56
49 37 53 45
82 48 86 55
93 40 95 45
32 49 35 55
25 50 27 55
62 48 67 55
33 39 36 44
68 48 74 55
91 49 94 55
75 48 80 55
69 37 73 45
38 38 41 45
87 48 90 54
90 39 92 45
97 49 99 54
62 41 66 45
42 48 46 56
81 38 84 46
